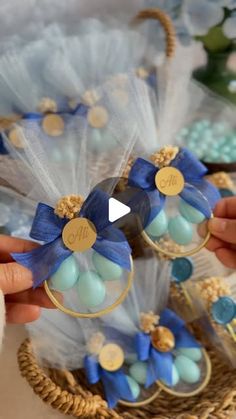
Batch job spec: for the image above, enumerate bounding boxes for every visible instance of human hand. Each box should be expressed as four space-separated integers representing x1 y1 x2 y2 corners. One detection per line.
0 235 61 323
202 197 236 269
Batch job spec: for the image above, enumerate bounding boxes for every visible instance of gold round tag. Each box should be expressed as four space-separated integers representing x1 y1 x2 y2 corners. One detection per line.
8 127 25 149
151 326 175 352
99 343 124 372
155 167 184 196
42 114 64 137
62 218 97 252
87 106 108 129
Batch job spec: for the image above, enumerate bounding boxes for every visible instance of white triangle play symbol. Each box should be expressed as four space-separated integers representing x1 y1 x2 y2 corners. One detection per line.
108 197 131 223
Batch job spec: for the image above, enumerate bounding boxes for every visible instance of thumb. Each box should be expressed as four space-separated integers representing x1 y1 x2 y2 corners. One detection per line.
208 217 236 244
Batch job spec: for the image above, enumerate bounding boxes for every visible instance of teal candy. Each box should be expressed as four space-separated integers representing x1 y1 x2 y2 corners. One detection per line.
145 210 168 237
174 355 200 384
179 200 205 224
92 251 123 281
90 129 103 151
168 216 193 245
91 128 117 152
50 255 79 292
221 155 231 163
208 150 220 162
77 270 106 308
172 364 180 386
129 361 147 385
126 376 140 400
178 348 202 362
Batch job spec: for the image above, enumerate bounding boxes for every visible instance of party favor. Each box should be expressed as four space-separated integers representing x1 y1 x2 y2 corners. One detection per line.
0 78 139 318
99 257 211 406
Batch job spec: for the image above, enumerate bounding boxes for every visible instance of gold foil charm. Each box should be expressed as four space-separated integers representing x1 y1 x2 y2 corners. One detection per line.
151 326 175 352
155 167 184 196
99 343 124 372
42 114 64 137
87 106 108 129
62 218 97 252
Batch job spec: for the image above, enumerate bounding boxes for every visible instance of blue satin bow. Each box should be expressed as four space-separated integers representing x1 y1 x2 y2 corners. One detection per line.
128 148 221 224
84 355 135 408
135 308 201 387
11 189 131 288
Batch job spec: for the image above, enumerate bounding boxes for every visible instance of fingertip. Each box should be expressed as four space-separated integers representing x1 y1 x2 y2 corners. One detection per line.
215 248 236 269
6 303 41 324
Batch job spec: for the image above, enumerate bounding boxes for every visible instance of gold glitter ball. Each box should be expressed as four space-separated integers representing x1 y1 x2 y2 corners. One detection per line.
151 326 175 352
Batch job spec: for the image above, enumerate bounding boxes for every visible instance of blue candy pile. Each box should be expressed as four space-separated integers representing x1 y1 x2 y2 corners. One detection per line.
177 120 236 163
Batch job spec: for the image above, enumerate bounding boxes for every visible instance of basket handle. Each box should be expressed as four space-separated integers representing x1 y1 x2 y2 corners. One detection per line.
132 8 176 58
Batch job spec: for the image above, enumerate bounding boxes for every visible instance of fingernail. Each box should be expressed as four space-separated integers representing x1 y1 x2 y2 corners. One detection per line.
209 218 227 233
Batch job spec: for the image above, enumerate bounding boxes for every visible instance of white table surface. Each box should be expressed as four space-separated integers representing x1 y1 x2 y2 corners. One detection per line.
0 325 67 419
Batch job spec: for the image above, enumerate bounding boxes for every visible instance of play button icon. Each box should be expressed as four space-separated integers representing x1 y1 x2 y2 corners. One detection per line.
108 198 131 222
92 177 151 242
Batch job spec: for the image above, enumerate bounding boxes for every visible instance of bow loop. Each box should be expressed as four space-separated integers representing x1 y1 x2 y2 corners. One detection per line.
146 347 173 388
128 158 157 190
30 203 67 242
160 308 186 336
84 355 134 408
171 148 207 181
12 238 71 288
84 355 101 384
135 332 151 361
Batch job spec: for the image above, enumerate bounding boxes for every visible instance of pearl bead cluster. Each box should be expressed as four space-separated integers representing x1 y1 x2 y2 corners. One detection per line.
177 119 236 163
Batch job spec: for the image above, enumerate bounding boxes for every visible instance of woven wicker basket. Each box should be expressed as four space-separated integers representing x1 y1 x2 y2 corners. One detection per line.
18 339 236 419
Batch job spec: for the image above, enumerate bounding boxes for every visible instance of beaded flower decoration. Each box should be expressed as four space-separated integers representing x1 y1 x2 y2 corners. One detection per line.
11 189 133 318
128 146 221 257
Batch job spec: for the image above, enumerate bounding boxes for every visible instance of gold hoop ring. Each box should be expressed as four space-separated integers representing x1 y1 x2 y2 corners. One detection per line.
119 349 211 406
142 215 213 258
157 349 212 397
119 386 162 407
44 256 134 318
